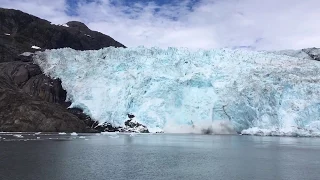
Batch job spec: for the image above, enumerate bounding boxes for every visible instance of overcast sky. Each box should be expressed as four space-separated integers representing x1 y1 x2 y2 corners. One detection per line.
2 0 320 50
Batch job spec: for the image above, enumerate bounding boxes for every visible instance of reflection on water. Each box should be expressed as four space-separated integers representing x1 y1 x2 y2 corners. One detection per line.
1 133 320 180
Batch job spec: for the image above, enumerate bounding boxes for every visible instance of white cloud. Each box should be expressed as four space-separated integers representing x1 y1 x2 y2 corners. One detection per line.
2 0 320 50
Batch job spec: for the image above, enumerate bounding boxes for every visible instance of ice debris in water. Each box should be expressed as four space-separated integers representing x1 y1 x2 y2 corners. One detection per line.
33 47 320 136
109 135 120 138
21 52 33 57
70 132 78 136
101 132 117 135
13 134 23 138
58 132 67 135
241 127 320 137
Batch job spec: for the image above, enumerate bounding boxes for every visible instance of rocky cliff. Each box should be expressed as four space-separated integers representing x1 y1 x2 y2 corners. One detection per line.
0 8 124 132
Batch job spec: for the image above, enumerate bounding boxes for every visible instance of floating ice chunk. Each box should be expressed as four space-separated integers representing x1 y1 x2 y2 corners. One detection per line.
70 132 78 136
241 127 320 137
84 34 91 37
36 137 40 139
13 134 23 138
21 52 33 56
4 33 10 36
78 136 86 139
31 45 41 50
109 135 119 138
101 132 118 135
34 132 41 135
58 132 67 135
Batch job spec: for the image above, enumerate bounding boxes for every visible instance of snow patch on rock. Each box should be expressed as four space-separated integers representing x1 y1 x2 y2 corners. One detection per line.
31 45 41 50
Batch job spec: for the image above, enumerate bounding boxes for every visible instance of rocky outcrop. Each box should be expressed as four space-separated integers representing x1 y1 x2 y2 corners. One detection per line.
0 88 88 132
122 114 149 133
91 114 150 133
302 48 320 61
0 60 89 132
0 59 67 103
93 121 150 133
94 122 122 132
0 8 125 132
0 8 125 63
122 119 149 133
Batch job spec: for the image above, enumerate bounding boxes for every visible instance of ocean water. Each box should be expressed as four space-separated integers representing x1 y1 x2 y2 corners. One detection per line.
0 133 320 180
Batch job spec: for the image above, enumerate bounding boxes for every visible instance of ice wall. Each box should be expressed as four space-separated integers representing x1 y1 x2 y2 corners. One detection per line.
33 47 320 135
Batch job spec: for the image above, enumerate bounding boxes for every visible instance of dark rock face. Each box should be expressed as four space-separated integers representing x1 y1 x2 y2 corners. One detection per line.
302 48 320 61
0 8 125 63
0 61 67 104
0 61 88 132
66 21 90 31
0 8 126 132
0 88 87 132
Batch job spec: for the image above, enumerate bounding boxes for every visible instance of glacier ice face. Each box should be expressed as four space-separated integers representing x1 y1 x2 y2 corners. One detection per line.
33 47 320 134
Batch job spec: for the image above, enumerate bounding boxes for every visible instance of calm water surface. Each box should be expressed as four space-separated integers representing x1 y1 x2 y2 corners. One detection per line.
0 133 320 180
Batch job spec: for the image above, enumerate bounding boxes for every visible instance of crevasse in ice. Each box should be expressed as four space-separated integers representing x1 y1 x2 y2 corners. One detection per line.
33 47 320 135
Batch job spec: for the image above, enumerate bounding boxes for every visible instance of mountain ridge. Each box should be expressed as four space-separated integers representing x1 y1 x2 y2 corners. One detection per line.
0 7 124 132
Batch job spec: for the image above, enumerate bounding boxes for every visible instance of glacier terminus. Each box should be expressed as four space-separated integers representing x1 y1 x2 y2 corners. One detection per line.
33 47 320 136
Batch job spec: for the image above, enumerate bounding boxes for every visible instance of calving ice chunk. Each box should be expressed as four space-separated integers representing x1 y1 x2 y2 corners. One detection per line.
33 47 320 135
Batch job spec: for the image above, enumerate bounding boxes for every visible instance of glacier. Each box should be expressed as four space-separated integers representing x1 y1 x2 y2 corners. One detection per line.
33 47 320 136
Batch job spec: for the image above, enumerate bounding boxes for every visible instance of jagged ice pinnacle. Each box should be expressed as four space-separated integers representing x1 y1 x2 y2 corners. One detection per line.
33 47 320 135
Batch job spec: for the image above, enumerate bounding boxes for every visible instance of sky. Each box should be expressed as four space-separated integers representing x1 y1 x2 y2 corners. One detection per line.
2 0 320 50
